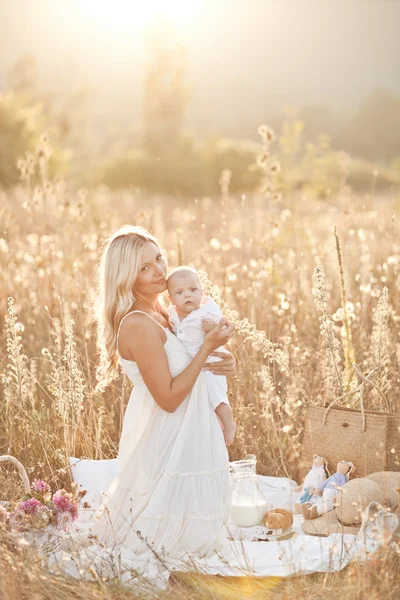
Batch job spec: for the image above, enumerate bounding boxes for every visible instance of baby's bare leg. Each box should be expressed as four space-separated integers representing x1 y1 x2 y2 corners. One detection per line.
215 403 236 446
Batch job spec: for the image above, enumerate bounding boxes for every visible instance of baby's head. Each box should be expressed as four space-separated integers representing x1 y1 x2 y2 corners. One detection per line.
167 267 203 317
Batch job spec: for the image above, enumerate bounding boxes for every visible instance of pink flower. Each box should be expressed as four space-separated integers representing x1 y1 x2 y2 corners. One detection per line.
52 491 78 521
17 497 42 515
56 511 73 530
31 479 51 494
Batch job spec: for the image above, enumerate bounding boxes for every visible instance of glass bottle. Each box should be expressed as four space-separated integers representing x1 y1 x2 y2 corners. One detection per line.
230 454 269 527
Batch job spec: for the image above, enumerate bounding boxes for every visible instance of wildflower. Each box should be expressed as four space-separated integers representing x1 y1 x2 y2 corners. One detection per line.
52 490 78 521
257 125 276 144
17 497 42 515
14 322 25 333
31 479 51 494
257 152 269 167
268 161 281 174
56 511 73 530
367 287 392 410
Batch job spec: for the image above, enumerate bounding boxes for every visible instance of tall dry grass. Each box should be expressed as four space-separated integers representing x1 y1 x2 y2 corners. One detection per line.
1 133 400 597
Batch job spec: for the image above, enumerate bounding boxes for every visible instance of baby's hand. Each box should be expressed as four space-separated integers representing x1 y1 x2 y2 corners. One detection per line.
201 318 217 332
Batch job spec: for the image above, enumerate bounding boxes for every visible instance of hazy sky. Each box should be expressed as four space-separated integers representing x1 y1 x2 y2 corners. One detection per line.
1 0 399 135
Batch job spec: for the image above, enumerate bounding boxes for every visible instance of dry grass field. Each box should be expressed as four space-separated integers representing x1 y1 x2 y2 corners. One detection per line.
1 135 400 598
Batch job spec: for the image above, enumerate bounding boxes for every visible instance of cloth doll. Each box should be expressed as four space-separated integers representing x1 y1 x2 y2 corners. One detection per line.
302 460 356 520
294 454 329 499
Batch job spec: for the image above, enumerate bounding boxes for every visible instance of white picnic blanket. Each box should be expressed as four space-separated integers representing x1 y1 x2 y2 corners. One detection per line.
42 458 384 588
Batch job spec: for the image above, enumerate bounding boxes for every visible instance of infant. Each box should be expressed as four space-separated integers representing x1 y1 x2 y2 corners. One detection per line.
167 266 236 446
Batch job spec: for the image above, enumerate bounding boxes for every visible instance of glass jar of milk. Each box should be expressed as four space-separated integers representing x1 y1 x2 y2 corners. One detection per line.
230 454 269 527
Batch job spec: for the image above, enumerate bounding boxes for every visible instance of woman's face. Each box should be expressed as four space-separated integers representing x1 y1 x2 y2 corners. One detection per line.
134 241 168 296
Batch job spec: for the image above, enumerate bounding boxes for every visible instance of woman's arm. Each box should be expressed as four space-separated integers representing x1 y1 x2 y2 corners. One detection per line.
119 314 234 413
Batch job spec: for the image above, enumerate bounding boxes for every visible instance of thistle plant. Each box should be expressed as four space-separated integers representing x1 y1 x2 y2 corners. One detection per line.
17 134 53 212
198 270 310 404
44 320 86 458
1 298 36 454
334 226 357 392
257 125 282 203
312 266 346 402
366 286 392 411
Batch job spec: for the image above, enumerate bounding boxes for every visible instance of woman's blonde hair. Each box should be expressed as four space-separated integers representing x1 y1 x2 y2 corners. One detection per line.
95 225 161 390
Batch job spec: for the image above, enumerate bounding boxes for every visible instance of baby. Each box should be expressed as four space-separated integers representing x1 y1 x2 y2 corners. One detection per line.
167 266 236 446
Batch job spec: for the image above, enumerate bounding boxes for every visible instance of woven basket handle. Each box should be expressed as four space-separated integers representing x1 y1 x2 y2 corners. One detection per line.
322 364 381 432
0 455 31 494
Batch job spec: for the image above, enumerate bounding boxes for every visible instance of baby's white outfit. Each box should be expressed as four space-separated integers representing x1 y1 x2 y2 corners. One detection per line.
168 297 229 411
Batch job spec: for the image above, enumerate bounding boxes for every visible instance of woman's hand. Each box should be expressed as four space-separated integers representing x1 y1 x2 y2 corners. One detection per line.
204 349 236 376
203 319 234 354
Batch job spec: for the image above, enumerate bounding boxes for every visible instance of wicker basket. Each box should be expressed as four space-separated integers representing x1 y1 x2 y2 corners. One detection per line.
0 455 62 555
299 365 400 481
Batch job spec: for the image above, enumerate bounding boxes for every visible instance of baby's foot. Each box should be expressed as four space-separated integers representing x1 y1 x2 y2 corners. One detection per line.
223 420 237 446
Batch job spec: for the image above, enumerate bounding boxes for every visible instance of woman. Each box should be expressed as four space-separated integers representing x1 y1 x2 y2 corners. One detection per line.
60 225 236 577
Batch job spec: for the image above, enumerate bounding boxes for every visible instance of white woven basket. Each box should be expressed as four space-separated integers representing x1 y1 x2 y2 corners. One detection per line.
0 454 31 494
0 454 62 555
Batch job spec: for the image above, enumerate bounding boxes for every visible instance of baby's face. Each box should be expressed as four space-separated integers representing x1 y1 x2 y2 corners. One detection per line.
168 273 202 316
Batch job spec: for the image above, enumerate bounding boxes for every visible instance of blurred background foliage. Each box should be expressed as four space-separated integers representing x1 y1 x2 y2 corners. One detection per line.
1 24 400 197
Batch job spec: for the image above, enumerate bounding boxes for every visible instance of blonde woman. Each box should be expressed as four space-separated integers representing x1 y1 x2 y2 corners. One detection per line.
60 225 236 577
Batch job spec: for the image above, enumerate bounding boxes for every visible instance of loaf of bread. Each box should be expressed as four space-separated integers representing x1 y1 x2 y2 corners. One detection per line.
263 508 293 531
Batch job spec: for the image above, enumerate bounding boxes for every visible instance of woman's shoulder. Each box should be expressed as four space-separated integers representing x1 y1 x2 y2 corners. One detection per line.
120 310 167 333
118 311 168 358
120 310 147 330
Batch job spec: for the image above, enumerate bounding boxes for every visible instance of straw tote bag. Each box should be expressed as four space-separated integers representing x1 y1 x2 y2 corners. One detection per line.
299 367 400 480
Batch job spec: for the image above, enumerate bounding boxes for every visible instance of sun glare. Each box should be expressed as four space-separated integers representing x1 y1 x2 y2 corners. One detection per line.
78 0 195 37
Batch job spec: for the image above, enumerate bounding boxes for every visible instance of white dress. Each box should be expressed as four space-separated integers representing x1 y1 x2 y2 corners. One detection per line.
168 297 229 410
53 310 233 582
